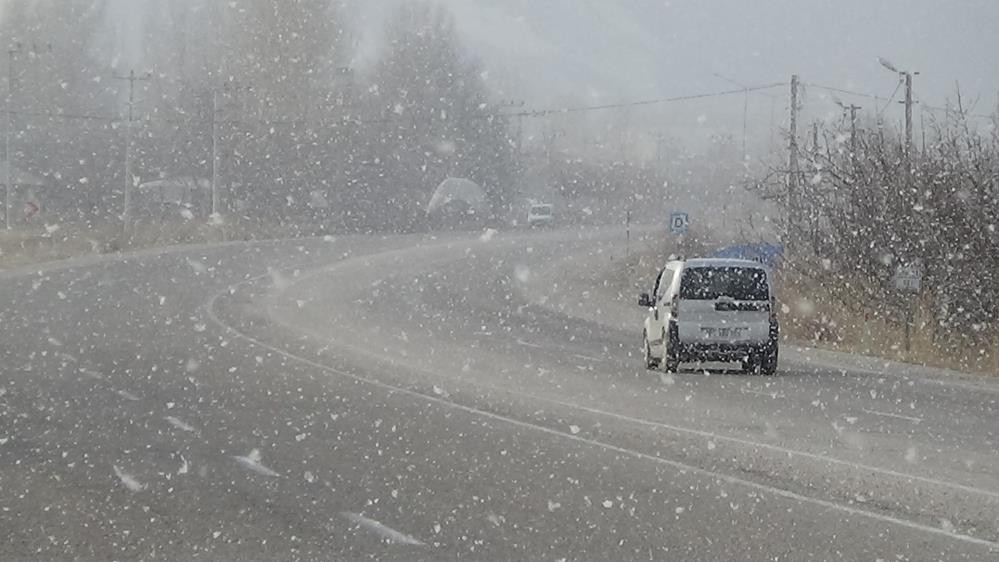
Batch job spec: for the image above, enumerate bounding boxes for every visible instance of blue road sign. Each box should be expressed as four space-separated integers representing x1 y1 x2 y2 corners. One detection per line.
669 211 689 235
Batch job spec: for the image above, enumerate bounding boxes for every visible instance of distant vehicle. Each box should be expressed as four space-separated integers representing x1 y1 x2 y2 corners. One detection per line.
527 203 554 227
638 258 779 374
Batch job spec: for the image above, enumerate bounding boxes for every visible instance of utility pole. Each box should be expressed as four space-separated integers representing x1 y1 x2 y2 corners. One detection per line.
903 70 914 161
843 103 860 156
878 57 917 163
919 107 926 153
655 132 665 169
788 74 800 238
712 73 750 159
4 44 19 231
113 70 152 234
810 120 821 253
769 96 777 155
833 99 862 162
4 42 50 231
517 112 525 154
215 80 251 218
497 100 525 153
741 86 748 159
211 89 219 217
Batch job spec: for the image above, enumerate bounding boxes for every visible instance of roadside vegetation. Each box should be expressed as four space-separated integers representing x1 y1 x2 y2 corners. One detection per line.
745 97 999 375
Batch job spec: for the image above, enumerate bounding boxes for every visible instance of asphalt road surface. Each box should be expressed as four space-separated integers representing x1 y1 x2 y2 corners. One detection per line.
1 229 997 561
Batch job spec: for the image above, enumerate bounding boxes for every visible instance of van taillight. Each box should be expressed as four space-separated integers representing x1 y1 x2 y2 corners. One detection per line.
671 295 680 318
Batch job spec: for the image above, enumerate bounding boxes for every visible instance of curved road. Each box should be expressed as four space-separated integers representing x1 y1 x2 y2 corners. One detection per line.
1 230 997 560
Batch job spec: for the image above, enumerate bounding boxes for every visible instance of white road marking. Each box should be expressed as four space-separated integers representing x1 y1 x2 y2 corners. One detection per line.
741 388 785 398
79 367 105 380
206 282 999 550
863 409 923 424
341 512 426 546
516 339 602 362
281 302 999 504
165 416 198 433
233 449 280 477
115 390 141 401
112 465 145 492
786 350 999 395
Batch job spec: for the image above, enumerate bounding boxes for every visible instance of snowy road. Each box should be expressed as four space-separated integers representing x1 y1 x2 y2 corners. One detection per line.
1 230 998 560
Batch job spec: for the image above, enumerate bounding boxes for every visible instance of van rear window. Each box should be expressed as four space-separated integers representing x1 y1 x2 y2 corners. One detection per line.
680 267 769 301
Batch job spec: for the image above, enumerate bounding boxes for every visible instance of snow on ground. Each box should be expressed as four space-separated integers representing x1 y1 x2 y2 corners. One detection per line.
233 449 281 477
112 465 145 492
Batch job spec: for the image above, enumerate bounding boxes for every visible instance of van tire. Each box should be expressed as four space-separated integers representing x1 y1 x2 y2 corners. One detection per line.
643 332 660 370
759 346 778 376
662 328 680 373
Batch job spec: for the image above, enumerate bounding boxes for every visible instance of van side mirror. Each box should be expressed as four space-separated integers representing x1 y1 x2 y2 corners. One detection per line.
638 293 653 307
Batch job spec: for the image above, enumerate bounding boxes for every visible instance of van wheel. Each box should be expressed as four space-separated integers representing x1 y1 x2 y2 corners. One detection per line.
741 356 757 374
643 332 660 370
662 329 679 373
759 346 779 376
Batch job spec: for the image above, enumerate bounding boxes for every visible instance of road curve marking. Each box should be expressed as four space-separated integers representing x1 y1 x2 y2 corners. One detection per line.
253 256 999 505
206 272 999 551
282 245 999 503
863 409 923 424
341 512 427 546
740 388 785 398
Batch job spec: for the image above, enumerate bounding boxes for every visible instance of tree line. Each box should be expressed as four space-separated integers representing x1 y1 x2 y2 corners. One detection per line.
1 0 518 233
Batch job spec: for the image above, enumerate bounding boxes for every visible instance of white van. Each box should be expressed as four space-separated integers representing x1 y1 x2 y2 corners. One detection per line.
638 258 779 374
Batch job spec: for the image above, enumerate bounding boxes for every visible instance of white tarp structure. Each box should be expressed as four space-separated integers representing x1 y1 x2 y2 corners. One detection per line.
426 177 488 215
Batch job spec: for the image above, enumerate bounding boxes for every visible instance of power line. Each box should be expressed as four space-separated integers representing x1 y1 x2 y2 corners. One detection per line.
914 95 993 120
807 81 994 121
805 82 893 103
878 79 903 116
10 82 794 131
507 82 787 118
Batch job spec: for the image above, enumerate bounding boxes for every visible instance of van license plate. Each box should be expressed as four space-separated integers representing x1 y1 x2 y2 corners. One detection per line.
701 327 745 338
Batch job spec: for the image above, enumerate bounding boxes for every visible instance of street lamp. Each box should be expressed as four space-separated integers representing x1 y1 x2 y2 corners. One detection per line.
877 57 900 74
878 56 918 157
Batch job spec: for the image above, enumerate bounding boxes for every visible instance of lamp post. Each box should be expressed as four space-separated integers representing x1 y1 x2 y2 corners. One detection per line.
878 57 918 160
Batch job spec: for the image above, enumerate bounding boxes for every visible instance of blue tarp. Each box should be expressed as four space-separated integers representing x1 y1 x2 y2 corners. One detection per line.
711 243 784 268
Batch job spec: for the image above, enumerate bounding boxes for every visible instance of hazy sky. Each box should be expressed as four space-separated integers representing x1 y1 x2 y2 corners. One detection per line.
352 0 999 110
97 0 998 145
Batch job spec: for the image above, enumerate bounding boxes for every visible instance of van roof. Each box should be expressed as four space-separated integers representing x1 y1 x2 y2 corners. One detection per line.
669 257 770 269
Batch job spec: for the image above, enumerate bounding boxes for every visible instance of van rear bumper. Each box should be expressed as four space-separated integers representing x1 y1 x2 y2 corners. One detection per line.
676 341 773 362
